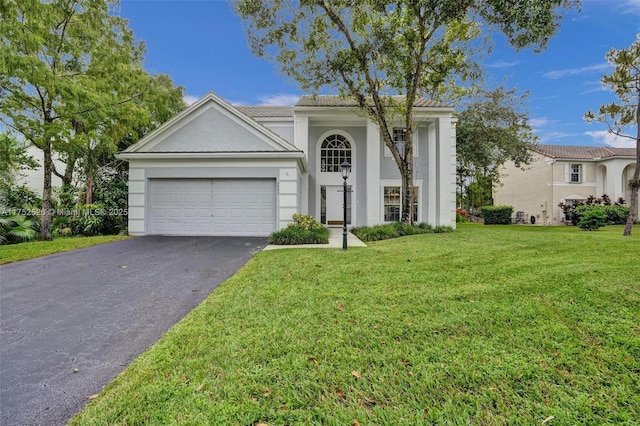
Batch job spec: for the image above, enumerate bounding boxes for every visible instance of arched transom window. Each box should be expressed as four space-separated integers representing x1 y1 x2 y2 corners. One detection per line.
320 134 351 173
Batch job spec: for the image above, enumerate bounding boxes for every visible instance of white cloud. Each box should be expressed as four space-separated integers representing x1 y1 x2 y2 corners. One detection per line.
257 94 300 106
486 60 520 69
621 0 640 14
183 94 199 106
529 117 551 128
585 130 636 148
543 63 612 79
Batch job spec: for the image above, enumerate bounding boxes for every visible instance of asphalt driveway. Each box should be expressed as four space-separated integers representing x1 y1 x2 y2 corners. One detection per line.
0 236 267 425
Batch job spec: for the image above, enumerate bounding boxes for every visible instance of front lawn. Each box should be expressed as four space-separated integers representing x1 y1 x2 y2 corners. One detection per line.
70 225 639 425
0 235 131 264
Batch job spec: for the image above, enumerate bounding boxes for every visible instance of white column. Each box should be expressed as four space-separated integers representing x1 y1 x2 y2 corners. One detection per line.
437 117 454 227
366 119 381 225
427 122 437 226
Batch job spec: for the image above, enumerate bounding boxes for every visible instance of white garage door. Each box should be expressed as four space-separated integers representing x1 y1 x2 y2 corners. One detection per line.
149 178 276 236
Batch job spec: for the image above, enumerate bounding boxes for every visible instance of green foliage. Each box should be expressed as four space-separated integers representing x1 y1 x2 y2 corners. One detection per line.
0 215 38 245
572 205 629 226
92 175 129 234
456 208 470 223
481 205 513 225
71 204 105 236
0 183 42 211
0 0 185 239
456 86 538 211
0 134 37 184
269 215 329 244
291 213 325 231
579 209 607 231
351 222 452 241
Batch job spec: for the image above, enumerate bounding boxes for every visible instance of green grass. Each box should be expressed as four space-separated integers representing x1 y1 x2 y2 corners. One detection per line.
70 224 639 425
0 235 131 264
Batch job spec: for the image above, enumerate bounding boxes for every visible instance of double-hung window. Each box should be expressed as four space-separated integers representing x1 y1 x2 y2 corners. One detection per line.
570 163 582 183
383 186 419 222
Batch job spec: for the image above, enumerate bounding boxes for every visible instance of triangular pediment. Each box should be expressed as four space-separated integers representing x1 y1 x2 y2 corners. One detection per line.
124 93 298 154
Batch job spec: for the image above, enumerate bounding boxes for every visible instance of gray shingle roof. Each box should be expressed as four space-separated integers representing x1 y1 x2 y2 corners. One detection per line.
295 95 449 108
236 106 294 118
535 144 636 160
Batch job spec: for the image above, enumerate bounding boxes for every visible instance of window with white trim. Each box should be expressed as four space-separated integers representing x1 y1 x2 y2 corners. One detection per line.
320 134 351 173
570 163 582 183
384 127 419 157
383 186 419 222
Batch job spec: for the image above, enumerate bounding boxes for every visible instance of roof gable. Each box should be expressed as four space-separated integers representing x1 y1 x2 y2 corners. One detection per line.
123 93 299 154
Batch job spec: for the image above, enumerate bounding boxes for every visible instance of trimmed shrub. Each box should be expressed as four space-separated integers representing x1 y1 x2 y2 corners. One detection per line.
351 222 452 242
269 214 329 245
572 205 629 226
269 226 329 245
481 205 513 225
579 209 607 231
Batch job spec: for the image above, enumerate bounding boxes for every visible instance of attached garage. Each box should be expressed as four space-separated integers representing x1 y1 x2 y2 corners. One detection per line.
148 178 276 236
118 93 307 237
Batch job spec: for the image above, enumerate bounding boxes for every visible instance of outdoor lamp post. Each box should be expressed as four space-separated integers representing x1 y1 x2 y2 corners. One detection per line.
340 161 351 251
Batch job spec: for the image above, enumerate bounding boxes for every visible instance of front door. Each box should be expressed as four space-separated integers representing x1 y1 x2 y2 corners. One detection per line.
322 185 351 226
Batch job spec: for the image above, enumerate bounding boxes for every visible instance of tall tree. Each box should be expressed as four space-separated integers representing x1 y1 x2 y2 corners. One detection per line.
235 0 579 223
456 86 538 212
585 34 640 236
0 0 183 239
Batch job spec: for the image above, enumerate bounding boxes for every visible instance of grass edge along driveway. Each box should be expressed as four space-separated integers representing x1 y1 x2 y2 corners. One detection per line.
0 235 131 264
70 225 639 425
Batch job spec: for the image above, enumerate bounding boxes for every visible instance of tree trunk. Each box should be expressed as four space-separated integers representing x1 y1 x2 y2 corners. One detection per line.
62 152 76 188
401 162 414 224
85 174 93 205
623 95 640 236
40 141 54 241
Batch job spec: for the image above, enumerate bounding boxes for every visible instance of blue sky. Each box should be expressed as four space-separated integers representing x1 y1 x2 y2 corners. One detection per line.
118 0 640 148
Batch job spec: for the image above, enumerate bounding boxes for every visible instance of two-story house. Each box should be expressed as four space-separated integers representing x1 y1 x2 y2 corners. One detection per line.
493 144 637 225
117 92 457 236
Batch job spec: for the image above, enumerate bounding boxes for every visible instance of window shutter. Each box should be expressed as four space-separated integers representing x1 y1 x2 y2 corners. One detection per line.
564 163 570 183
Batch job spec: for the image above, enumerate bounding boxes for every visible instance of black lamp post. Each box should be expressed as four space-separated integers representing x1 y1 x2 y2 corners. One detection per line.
340 161 351 251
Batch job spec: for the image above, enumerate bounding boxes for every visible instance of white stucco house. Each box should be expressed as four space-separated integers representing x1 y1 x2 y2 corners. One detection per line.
493 144 638 225
117 92 457 236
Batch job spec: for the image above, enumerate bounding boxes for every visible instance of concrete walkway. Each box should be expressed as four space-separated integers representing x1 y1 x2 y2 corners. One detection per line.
264 227 367 250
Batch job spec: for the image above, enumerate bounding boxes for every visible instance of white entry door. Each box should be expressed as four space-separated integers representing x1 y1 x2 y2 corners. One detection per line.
324 185 351 226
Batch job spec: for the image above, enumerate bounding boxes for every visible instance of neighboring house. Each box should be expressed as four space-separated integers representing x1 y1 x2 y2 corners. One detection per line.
17 145 64 195
117 92 457 236
493 144 638 225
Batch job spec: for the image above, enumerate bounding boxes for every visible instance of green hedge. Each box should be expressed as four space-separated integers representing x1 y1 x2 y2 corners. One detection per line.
351 222 452 242
480 205 513 225
571 205 629 226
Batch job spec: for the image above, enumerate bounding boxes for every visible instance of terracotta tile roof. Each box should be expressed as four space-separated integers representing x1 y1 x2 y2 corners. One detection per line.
295 95 449 108
236 106 294 118
534 144 636 160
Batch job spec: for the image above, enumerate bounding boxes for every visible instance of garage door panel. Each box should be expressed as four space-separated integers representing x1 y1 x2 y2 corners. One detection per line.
149 178 276 236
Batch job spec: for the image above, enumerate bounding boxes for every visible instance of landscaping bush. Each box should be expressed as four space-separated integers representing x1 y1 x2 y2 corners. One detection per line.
0 214 38 244
456 208 470 223
351 222 452 241
571 205 629 226
269 214 329 245
578 209 607 231
480 205 513 225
